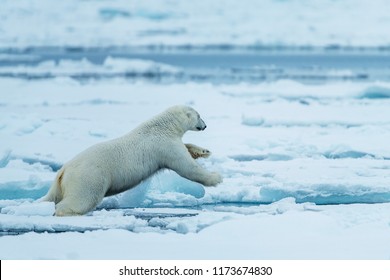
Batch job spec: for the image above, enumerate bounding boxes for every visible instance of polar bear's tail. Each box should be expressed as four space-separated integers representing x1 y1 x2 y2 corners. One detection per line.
37 168 64 204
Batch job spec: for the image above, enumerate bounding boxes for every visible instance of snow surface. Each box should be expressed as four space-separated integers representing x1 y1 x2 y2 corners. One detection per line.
1 200 390 259
1 0 390 48
1 0 390 260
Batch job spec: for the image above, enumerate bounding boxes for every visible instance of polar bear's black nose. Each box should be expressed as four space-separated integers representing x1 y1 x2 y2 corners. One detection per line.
197 125 206 131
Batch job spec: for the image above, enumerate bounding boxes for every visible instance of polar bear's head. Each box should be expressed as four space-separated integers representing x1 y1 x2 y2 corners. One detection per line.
185 106 207 131
171 105 207 132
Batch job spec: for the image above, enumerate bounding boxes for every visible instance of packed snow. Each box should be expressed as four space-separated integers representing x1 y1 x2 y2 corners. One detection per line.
1 0 390 260
1 0 390 48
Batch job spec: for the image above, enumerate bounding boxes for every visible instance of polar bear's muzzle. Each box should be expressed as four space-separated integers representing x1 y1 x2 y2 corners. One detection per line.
196 118 207 131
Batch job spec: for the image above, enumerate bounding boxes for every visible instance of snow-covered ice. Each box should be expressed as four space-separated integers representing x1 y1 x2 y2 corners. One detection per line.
1 76 390 259
1 0 390 48
1 199 390 259
1 0 390 260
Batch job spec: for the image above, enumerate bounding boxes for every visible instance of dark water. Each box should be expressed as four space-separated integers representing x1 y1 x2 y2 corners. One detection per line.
1 47 390 83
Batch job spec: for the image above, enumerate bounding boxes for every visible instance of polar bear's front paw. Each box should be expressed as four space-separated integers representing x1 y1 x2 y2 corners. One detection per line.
204 172 223 186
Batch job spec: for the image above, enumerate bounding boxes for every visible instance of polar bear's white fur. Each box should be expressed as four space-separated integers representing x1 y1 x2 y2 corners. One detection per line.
40 105 222 216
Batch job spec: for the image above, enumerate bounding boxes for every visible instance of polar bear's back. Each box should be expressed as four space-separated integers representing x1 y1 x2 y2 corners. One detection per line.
64 135 163 195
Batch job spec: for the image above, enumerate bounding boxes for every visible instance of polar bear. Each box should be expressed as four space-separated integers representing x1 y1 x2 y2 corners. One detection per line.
40 105 222 216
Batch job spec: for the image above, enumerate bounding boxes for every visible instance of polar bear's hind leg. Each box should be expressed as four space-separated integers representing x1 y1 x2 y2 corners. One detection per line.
55 193 103 216
54 180 106 216
55 199 82 216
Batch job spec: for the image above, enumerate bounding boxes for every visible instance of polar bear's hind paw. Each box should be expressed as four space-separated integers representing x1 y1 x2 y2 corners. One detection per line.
185 143 211 159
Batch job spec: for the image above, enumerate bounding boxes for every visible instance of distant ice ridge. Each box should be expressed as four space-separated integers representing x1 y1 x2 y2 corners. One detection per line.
222 80 390 101
1 0 390 48
0 57 180 79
